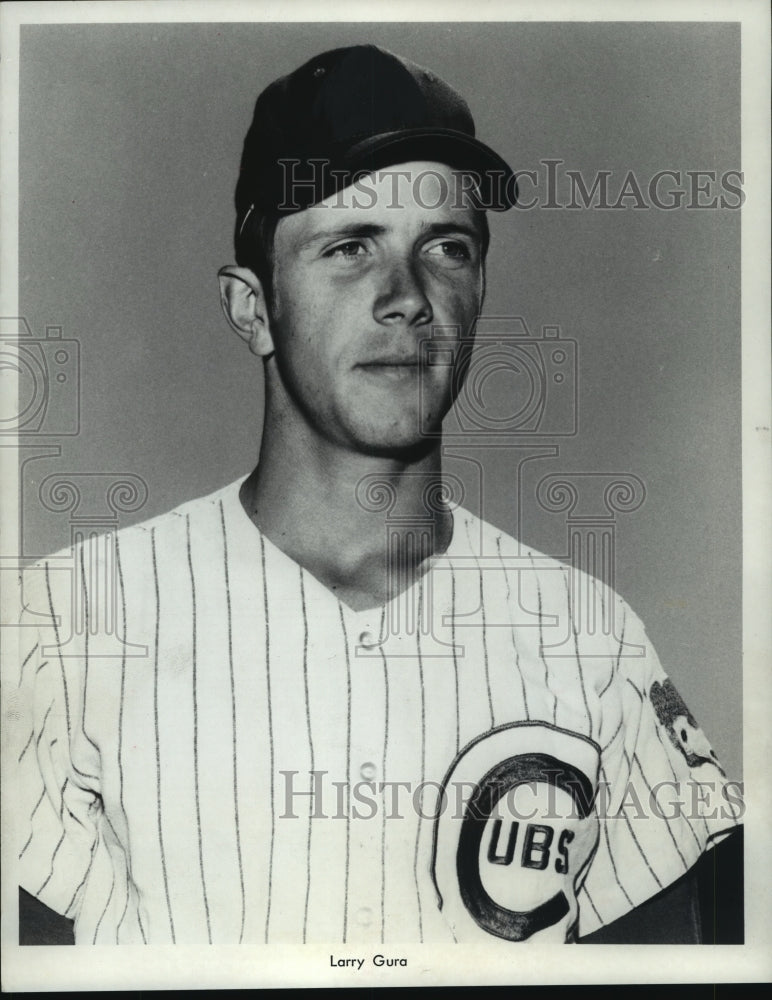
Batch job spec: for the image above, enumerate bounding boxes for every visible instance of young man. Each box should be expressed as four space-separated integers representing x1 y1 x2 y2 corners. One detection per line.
14 45 741 945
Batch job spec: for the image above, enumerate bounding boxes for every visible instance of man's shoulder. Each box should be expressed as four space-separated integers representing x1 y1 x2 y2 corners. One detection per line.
118 477 244 541
23 478 245 584
454 505 640 636
455 505 620 589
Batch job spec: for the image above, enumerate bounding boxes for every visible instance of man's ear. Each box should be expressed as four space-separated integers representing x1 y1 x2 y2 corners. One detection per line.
217 265 275 358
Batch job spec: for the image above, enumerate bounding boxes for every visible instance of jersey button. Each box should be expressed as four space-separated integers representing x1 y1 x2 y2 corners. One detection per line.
358 630 375 647
355 906 373 927
359 761 377 780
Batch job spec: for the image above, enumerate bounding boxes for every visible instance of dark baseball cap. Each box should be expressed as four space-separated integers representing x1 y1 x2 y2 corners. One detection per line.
235 44 517 231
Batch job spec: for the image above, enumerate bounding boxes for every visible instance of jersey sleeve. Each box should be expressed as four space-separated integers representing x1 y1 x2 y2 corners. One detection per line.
577 599 743 936
11 562 102 923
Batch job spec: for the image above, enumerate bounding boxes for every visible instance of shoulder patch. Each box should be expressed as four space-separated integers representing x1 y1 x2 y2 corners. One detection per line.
649 679 725 776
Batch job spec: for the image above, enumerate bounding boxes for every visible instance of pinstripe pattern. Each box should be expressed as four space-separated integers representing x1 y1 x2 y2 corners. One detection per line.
530 552 559 723
260 533 275 944
37 829 66 894
78 543 101 759
582 883 603 924
464 518 494 729
220 500 246 943
63 800 87 831
600 798 635 907
651 719 706 849
412 575 426 943
186 515 212 943
65 833 99 918
632 751 690 870
44 562 98 787
600 603 627 698
93 866 115 944
99 808 137 945
111 833 132 944
450 562 461 753
602 717 624 752
564 569 593 738
34 701 54 761
17 728 35 764
611 753 664 890
299 568 314 944
45 565 71 740
114 531 130 942
113 532 147 945
57 776 68 820
152 529 175 943
19 788 46 859
496 535 530 721
64 848 91 919
378 604 389 945
338 603 352 944
625 676 645 701
18 641 38 687
14 482 740 943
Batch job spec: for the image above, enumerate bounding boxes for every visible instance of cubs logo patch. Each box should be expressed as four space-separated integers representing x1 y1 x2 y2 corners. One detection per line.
650 679 725 776
431 723 601 943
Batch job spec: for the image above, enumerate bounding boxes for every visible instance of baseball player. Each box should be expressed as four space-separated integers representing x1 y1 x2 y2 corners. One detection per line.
13 45 742 946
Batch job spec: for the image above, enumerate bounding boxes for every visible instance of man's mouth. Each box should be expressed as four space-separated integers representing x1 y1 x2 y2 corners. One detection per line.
358 359 422 378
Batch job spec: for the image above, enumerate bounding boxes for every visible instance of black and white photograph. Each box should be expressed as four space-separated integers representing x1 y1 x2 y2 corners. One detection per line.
1 0 769 989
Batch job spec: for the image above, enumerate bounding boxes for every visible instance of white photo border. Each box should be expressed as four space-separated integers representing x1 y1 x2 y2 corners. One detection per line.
1 0 769 989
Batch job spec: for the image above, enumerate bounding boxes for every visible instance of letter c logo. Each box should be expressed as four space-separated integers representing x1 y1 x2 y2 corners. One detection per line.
455 752 593 940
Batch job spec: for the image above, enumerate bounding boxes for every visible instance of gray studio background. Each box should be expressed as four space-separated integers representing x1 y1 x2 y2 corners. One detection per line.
18 22 742 779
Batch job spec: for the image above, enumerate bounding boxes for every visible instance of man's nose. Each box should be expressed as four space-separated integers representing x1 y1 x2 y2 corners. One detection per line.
373 257 433 327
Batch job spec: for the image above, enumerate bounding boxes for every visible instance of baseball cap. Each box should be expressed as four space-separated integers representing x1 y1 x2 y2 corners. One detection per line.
235 44 517 232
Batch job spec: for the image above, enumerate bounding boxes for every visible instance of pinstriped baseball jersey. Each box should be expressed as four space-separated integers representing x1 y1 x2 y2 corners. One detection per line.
13 477 741 944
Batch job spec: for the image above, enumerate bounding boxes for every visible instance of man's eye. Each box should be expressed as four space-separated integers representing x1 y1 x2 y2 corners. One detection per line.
427 240 471 260
325 240 366 258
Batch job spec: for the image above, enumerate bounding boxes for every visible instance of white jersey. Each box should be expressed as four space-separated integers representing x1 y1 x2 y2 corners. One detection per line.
12 478 741 944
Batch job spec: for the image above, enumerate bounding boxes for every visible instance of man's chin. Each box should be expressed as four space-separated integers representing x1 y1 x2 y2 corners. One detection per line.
350 426 441 462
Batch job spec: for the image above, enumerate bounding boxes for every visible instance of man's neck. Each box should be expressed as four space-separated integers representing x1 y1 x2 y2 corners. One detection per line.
240 419 452 612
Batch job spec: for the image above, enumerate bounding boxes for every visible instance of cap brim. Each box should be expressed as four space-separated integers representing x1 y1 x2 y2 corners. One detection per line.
338 128 518 211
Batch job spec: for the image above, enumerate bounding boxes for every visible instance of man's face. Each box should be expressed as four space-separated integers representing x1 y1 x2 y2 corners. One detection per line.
264 161 485 457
